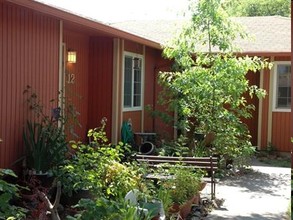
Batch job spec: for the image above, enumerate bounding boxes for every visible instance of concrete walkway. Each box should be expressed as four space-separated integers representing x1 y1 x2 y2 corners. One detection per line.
204 159 291 220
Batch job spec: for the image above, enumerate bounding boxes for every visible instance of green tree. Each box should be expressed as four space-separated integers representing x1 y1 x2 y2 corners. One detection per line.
159 0 271 162
224 0 291 17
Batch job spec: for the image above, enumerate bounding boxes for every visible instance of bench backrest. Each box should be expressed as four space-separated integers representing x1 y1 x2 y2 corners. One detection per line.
135 155 218 171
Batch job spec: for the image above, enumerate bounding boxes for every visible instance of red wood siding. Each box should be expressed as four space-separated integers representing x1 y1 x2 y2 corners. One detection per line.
270 56 291 152
153 59 175 141
0 2 59 168
123 111 142 133
291 2 293 167
121 40 144 138
124 40 143 54
260 56 291 152
143 47 158 132
271 112 291 152
242 71 260 146
88 37 113 138
274 56 291 61
122 44 174 141
144 47 175 140
63 29 89 141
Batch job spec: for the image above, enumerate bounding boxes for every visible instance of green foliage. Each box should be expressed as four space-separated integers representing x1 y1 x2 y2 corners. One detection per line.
162 168 204 204
0 169 27 219
56 121 142 200
224 0 291 17
66 197 150 220
158 135 190 157
23 121 50 173
193 141 210 157
159 0 272 161
157 186 172 216
23 86 69 173
23 120 67 173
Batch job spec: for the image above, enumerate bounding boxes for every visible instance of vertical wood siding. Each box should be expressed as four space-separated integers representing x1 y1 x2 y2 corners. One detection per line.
63 29 89 141
123 111 142 134
144 47 175 140
124 40 143 54
270 56 291 152
260 56 291 152
143 47 157 132
242 71 260 146
0 2 59 168
271 112 291 152
88 37 113 138
122 45 174 142
153 59 175 140
291 2 293 167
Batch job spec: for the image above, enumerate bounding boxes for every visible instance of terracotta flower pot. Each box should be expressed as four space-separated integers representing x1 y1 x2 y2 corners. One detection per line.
169 203 180 214
169 194 200 219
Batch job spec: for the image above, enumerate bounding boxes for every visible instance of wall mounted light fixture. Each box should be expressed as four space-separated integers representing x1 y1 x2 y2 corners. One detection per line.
67 50 77 63
133 57 141 70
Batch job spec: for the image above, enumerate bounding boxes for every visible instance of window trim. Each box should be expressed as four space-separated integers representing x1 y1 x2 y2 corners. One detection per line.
122 52 144 112
272 61 291 112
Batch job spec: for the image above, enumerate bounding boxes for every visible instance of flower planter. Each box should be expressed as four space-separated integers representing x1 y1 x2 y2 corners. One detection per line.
180 194 200 219
169 194 200 219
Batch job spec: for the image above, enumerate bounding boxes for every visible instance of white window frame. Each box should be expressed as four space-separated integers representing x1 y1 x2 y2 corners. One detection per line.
122 52 144 112
272 61 291 112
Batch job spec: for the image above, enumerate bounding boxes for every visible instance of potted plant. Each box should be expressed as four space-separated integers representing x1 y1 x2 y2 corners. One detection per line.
23 120 67 175
164 168 205 219
22 86 78 176
55 120 142 205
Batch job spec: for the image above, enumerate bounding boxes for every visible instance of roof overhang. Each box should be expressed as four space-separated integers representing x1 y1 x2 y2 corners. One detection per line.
236 52 291 57
5 0 162 49
4 1 291 56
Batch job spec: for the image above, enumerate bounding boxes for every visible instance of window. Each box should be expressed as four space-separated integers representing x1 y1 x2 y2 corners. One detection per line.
123 53 143 110
273 62 291 111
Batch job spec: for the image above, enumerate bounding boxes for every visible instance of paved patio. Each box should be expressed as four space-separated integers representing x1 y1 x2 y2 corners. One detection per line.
203 158 291 220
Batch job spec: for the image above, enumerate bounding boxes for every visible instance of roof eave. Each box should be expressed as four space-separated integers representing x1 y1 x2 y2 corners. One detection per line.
236 51 291 57
6 0 162 49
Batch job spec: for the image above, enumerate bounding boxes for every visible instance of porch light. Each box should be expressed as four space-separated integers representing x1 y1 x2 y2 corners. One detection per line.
133 57 141 70
67 50 77 63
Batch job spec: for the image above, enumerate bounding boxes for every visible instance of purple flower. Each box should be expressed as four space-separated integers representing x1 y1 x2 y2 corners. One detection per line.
52 107 61 120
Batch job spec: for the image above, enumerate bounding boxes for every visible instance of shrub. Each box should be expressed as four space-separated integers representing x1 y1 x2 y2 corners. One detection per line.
67 197 150 220
162 168 205 205
55 120 142 200
0 169 27 219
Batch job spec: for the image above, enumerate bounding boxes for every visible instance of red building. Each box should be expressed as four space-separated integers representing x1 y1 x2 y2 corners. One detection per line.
0 0 291 169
